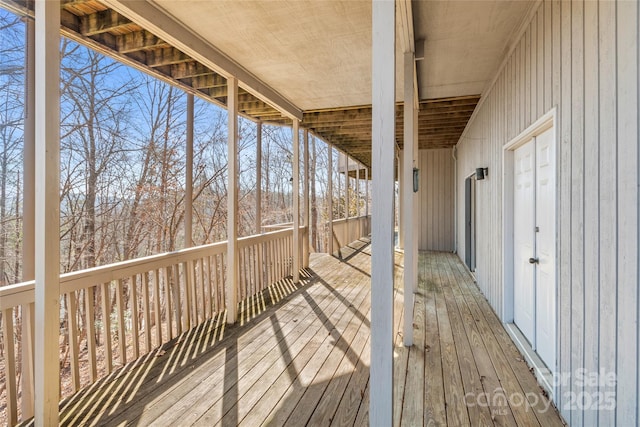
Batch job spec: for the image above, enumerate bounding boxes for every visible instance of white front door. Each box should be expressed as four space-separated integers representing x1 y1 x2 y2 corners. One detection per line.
534 127 556 368
513 141 536 343
513 127 556 371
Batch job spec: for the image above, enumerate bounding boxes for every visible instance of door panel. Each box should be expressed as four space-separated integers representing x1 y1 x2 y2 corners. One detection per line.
534 127 556 369
513 141 535 344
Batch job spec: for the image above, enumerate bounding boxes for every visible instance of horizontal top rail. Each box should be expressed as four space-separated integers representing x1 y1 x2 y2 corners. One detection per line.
0 240 227 310
261 222 294 231
238 227 294 248
0 225 315 310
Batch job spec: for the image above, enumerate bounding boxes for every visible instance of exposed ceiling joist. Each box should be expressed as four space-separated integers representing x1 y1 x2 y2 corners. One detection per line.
101 0 303 121
116 30 169 53
80 8 131 36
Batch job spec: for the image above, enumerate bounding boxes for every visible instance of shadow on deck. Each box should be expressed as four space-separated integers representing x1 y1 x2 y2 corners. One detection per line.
23 240 565 426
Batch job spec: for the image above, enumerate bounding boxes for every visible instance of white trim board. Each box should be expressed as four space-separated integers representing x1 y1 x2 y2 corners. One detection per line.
505 323 554 398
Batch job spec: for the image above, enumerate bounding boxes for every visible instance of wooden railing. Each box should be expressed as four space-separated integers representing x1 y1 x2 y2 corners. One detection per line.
329 215 371 251
237 228 294 303
0 226 304 426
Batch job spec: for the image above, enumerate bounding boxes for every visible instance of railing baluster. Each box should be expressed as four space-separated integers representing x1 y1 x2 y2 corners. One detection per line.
279 238 282 280
115 279 126 365
252 244 258 296
198 258 206 321
153 269 162 346
66 292 80 391
163 266 173 340
141 272 151 353
271 240 276 284
189 260 198 325
256 243 264 292
182 261 191 331
2 307 18 426
101 281 113 374
21 301 35 419
130 275 139 359
171 264 181 335
203 256 212 317
221 253 227 311
85 286 97 382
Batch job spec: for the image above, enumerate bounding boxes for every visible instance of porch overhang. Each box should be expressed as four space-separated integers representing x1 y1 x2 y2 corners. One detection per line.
2 0 532 166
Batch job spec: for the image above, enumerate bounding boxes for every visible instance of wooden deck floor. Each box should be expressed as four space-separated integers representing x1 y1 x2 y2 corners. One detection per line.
43 240 565 426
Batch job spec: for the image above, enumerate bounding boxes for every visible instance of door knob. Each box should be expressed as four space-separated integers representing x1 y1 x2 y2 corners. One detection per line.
529 257 539 264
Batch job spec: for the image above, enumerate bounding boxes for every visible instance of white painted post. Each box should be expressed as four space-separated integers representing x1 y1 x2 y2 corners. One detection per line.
21 16 35 419
303 129 310 267
365 167 369 235
256 121 262 233
370 0 395 424
34 1 60 424
356 164 360 219
365 167 369 218
402 51 416 347
328 144 334 255
344 153 349 246
226 76 239 324
397 149 404 249
185 93 193 248
344 154 349 220
292 121 300 282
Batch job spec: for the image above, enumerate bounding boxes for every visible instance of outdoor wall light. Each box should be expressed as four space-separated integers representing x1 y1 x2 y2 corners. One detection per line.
476 167 489 180
413 167 419 192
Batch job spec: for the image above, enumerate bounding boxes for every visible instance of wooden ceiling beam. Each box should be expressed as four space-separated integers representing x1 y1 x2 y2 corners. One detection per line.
170 62 213 79
190 74 227 89
147 47 192 67
80 9 132 36
418 98 480 109
116 30 169 53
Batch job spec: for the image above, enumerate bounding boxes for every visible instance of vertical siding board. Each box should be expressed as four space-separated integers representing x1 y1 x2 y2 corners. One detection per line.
597 1 617 425
570 2 585 426
616 0 639 424
552 0 562 108
559 0 573 421
429 149 434 248
538 6 545 117
545 0 553 112
583 2 600 425
525 27 531 127
516 43 521 134
531 16 538 125
437 150 443 249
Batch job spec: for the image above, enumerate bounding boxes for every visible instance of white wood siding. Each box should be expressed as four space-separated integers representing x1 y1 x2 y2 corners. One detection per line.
454 1 638 425
418 149 454 252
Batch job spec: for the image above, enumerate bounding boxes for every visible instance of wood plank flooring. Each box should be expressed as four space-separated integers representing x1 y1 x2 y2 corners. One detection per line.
26 242 565 426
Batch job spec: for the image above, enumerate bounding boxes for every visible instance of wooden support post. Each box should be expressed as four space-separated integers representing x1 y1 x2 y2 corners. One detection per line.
397 149 404 249
370 0 395 423
365 167 369 217
21 16 35 419
344 153 349 220
344 153 349 246
34 1 61 424
256 121 262 233
402 51 417 347
303 129 310 268
226 76 239 324
292 121 300 283
356 164 360 218
185 93 194 327
185 93 193 248
328 144 334 255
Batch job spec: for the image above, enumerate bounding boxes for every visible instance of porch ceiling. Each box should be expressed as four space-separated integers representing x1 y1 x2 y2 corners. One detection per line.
2 0 531 168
